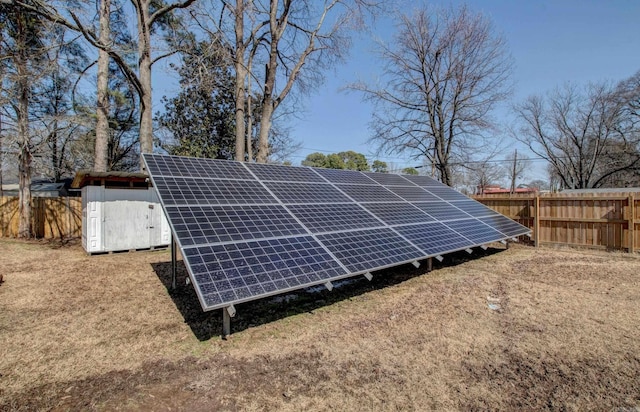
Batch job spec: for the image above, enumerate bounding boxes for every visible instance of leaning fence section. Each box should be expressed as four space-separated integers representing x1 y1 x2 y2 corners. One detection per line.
0 196 82 239
473 193 639 253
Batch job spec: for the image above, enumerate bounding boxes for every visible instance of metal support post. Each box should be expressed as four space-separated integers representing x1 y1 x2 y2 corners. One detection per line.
222 309 231 338
427 257 433 272
171 235 177 290
222 305 235 339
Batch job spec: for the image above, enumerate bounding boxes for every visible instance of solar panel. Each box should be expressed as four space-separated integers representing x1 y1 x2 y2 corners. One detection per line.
443 218 506 245
362 202 435 225
450 200 500 217
143 153 531 312
423 185 470 201
313 168 377 185
167 205 307 246
287 203 383 233
184 236 347 308
263 181 351 204
412 201 471 221
394 222 472 255
386 185 442 202
154 177 277 206
146 154 254 180
246 162 326 183
479 214 530 238
402 174 443 187
317 228 421 273
336 184 402 202
363 172 414 186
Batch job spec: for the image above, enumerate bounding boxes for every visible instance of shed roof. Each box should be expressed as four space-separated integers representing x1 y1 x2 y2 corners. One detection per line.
71 170 149 189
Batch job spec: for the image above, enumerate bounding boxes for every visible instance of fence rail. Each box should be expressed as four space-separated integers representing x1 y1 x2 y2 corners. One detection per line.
473 193 639 253
0 196 82 239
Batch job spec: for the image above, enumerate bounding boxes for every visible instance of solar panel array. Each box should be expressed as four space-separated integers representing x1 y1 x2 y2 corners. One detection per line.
143 154 530 311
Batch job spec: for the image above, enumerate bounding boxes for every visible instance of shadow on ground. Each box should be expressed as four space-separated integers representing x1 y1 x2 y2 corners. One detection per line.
151 245 508 341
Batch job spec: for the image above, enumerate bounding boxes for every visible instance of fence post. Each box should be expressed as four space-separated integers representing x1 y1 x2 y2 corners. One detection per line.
533 195 540 247
630 194 635 253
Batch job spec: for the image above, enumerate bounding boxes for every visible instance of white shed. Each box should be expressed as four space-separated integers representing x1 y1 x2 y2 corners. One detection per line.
72 171 170 254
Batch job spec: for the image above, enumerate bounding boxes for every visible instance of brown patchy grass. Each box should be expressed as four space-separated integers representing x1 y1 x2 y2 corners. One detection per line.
0 238 639 411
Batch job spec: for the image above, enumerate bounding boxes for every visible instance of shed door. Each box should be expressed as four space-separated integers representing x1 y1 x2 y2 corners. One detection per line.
103 189 152 251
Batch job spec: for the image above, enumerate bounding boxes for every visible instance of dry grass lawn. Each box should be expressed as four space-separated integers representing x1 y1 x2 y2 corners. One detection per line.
0 238 639 411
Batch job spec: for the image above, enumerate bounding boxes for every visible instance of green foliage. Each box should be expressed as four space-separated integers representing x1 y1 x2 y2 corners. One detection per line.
301 151 371 171
337 151 370 171
155 33 235 159
372 160 388 173
402 167 419 175
301 152 327 167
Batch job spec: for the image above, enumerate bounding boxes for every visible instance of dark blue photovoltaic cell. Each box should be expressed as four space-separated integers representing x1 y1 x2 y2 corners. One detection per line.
412 202 471 221
362 202 434 225
145 153 254 180
246 162 326 183
264 181 352 204
183 236 347 307
336 184 402 202
167 205 307 246
287 203 383 233
479 215 530 238
450 200 500 217
444 218 505 245
394 222 472 255
317 228 422 273
153 176 277 206
313 168 377 185
386 185 442 202
142 153 531 312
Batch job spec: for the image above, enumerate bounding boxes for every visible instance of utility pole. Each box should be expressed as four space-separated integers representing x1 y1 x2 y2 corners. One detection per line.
510 149 518 194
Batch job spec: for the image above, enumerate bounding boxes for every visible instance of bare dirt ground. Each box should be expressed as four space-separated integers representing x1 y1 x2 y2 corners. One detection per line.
0 238 639 411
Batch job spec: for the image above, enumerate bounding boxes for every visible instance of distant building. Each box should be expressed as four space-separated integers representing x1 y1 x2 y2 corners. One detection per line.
1 181 70 197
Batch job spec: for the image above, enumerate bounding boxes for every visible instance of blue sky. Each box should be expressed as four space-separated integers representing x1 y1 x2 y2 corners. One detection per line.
153 0 640 183
281 0 640 181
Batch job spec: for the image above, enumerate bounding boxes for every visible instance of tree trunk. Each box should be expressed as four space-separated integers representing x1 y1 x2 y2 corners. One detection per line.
17 58 32 238
137 0 153 170
51 127 60 181
246 92 253 162
94 0 111 172
510 149 517 194
256 101 272 163
234 0 246 161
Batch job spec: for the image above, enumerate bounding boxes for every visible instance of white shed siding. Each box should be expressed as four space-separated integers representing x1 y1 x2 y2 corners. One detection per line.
82 186 170 253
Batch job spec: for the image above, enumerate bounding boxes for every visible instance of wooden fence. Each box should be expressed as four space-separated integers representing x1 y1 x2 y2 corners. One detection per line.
0 196 82 239
2 192 639 253
473 193 640 253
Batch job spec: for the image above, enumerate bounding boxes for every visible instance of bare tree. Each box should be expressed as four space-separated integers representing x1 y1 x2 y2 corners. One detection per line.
0 0 50 237
350 5 512 186
513 82 640 189
94 0 111 172
350 5 511 186
505 149 530 194
10 0 198 170
191 0 374 162
467 160 503 195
